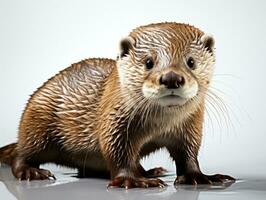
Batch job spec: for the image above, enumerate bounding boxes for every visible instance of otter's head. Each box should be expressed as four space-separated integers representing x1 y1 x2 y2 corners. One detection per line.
117 23 215 108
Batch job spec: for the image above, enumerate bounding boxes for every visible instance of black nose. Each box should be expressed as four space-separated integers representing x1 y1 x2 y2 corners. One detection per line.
159 72 185 89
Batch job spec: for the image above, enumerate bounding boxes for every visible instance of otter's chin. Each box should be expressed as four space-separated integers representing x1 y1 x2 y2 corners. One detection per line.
157 95 189 107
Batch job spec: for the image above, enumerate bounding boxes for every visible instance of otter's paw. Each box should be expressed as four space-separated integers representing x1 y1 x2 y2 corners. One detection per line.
206 174 235 183
174 173 235 185
16 167 56 181
107 176 167 189
145 167 167 177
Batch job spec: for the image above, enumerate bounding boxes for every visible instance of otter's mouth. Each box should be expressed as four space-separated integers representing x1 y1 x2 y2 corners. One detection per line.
163 94 180 98
158 94 188 107
142 84 198 107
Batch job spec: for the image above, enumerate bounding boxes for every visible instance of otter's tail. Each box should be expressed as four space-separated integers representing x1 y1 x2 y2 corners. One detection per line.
0 143 17 165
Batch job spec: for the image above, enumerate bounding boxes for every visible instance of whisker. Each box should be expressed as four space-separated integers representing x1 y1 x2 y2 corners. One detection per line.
212 73 241 79
82 147 90 178
206 93 229 135
200 82 239 137
204 93 223 132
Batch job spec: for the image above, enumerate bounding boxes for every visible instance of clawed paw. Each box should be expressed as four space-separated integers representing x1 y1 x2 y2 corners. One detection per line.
16 167 56 181
107 176 167 189
174 173 235 185
207 174 235 183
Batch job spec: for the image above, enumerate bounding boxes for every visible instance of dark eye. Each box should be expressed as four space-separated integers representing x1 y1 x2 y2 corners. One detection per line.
145 58 154 70
187 57 195 70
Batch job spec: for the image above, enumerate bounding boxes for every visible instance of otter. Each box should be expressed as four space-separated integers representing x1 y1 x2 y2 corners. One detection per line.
0 22 235 188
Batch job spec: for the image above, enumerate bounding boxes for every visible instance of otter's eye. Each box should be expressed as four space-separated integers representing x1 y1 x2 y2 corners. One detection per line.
187 57 195 70
145 58 154 70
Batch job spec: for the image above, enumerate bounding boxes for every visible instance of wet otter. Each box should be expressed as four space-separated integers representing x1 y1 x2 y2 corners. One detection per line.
0 22 235 188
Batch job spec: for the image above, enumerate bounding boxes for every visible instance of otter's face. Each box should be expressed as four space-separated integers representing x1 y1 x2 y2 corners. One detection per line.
117 25 215 107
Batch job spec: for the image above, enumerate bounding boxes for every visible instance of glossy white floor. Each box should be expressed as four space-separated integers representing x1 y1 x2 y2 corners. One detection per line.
0 164 265 200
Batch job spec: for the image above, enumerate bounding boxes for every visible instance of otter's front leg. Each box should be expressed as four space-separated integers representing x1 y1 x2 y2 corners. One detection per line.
103 142 166 188
99 127 166 189
167 110 235 185
168 144 235 185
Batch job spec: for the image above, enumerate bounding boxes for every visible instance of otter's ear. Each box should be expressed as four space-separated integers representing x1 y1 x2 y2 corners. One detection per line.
200 34 215 53
119 36 135 58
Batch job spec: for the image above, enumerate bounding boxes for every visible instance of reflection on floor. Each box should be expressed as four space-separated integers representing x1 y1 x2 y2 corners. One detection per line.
0 165 266 200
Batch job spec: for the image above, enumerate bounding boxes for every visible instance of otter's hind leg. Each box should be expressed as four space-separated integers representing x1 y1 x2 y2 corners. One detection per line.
11 136 60 181
138 164 167 178
11 143 62 180
12 156 56 181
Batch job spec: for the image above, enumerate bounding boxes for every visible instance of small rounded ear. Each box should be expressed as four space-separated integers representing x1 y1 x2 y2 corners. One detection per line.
200 34 215 53
119 36 135 58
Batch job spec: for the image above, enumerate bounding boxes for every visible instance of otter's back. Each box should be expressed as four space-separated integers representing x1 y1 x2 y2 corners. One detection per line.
19 58 116 152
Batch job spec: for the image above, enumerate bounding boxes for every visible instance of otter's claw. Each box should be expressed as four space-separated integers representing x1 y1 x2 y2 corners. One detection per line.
15 167 56 181
174 173 235 185
107 176 167 189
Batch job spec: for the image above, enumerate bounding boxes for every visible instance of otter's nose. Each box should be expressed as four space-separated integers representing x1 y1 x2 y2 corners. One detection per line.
159 72 185 89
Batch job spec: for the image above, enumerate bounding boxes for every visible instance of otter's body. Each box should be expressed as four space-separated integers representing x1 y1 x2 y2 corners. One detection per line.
0 22 234 188
18 59 115 173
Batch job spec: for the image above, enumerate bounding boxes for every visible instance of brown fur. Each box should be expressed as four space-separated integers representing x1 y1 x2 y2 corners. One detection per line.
0 22 234 187
0 143 17 165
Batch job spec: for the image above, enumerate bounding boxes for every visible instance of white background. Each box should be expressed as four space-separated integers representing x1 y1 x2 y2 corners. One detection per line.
0 0 266 179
